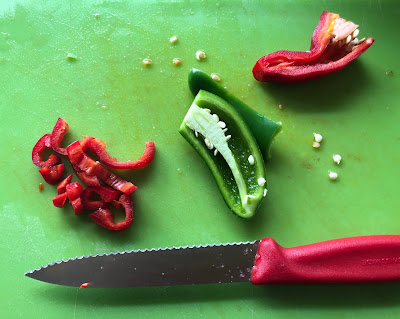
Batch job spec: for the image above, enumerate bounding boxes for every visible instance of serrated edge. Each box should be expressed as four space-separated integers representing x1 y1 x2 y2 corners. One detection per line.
24 240 259 276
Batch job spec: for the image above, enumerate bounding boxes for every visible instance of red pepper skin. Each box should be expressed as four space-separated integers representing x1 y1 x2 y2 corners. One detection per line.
89 194 133 232
88 138 155 170
51 118 69 155
71 197 84 215
253 11 375 83
73 165 101 186
32 134 61 168
67 141 137 194
79 136 94 153
53 193 68 208
57 174 73 194
39 164 65 185
81 186 121 210
66 182 83 201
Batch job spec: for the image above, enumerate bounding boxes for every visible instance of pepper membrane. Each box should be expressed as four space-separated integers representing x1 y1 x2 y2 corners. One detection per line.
253 11 375 83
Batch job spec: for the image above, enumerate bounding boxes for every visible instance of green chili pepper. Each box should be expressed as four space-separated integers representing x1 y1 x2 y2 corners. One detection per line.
188 69 282 159
179 90 267 218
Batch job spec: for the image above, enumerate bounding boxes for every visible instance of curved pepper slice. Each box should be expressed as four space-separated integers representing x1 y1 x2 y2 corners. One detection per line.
72 165 101 186
81 186 121 210
179 90 267 218
57 174 73 194
32 134 61 168
88 138 155 169
188 69 281 159
253 11 375 83
66 182 84 215
66 141 137 194
39 163 65 185
89 194 133 232
51 118 69 155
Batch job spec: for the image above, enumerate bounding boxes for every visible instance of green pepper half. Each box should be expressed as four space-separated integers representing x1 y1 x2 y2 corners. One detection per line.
179 90 267 218
188 69 282 159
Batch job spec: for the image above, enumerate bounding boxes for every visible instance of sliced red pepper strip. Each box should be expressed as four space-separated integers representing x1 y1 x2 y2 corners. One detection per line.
253 11 375 83
57 174 73 194
72 165 101 186
51 118 69 155
67 141 137 194
88 138 155 170
71 197 84 215
39 163 65 185
89 194 133 232
80 136 94 153
53 193 68 208
66 182 84 201
81 186 120 210
32 134 61 168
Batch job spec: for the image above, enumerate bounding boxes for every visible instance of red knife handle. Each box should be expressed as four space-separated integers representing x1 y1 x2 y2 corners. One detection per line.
251 235 400 284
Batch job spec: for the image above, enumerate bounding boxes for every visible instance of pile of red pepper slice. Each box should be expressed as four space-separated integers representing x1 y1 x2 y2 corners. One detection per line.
32 117 155 232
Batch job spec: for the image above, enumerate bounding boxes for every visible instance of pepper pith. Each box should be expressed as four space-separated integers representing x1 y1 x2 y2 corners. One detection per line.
253 11 375 83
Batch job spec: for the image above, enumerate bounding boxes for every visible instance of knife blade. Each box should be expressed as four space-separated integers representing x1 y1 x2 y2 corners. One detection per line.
25 235 400 288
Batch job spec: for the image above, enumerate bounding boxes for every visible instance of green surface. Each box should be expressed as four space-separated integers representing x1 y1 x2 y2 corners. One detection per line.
0 0 399 318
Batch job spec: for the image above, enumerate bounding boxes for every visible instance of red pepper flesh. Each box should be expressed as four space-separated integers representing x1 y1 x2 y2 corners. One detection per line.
39 163 65 185
53 193 68 208
67 141 137 194
253 11 375 83
71 197 84 215
73 165 101 186
88 138 155 170
51 118 70 155
57 174 73 194
81 186 121 210
32 134 61 168
79 136 94 153
89 194 133 232
66 182 84 201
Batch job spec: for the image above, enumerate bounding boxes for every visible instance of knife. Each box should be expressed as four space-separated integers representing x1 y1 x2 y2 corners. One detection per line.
25 235 400 288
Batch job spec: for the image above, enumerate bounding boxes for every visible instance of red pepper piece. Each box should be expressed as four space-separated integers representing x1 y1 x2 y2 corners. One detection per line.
71 197 84 215
39 163 65 185
67 141 137 194
253 11 375 83
81 186 121 210
53 193 68 208
57 174 73 194
80 283 90 288
73 165 101 186
89 194 133 232
80 136 94 153
66 182 83 201
32 134 61 168
88 138 155 169
51 118 69 155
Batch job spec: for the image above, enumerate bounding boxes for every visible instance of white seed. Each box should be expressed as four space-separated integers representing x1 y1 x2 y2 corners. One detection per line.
194 131 198 137
352 29 359 38
313 133 323 143
257 177 266 187
312 142 320 148
204 138 213 149
142 58 152 66
214 149 218 156
196 50 206 61
248 155 255 165
278 104 284 110
172 58 182 66
211 73 221 81
222 128 228 133
329 171 338 180
333 154 342 164
263 189 268 197
351 38 359 45
345 34 352 44
169 35 178 44
204 108 211 113
218 121 226 129
212 114 219 122
94 13 100 19
225 135 231 141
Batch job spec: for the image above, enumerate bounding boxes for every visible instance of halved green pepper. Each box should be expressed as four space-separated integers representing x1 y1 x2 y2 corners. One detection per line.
188 69 282 159
179 90 267 218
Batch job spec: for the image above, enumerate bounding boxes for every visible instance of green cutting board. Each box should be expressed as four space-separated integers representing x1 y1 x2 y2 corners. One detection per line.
1 0 399 318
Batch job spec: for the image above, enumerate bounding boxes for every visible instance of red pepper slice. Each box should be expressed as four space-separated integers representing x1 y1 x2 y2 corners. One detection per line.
89 194 133 232
80 136 94 153
253 11 375 83
32 134 61 168
71 197 84 215
57 174 73 194
66 141 137 194
39 163 65 185
51 118 69 155
53 193 68 208
66 182 84 215
81 186 121 210
72 165 101 186
88 138 155 169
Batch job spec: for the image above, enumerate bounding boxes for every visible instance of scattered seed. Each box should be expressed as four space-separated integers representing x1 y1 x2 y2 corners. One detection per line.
169 35 178 44
313 133 323 143
66 53 77 61
329 171 338 180
352 29 359 38
194 131 198 137
211 73 221 81
225 135 231 141
248 155 255 165
212 114 219 122
214 149 218 156
222 128 228 133
94 13 100 19
204 138 213 149
142 58 152 66
218 121 226 129
263 189 268 197
39 183 44 192
172 58 182 66
333 154 342 164
257 177 266 187
196 50 206 61
312 142 320 148
278 104 284 110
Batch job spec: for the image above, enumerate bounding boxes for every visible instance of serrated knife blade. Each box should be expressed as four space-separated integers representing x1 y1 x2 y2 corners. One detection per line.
25 235 400 287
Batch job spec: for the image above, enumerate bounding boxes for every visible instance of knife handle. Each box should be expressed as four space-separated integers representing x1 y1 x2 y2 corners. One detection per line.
251 235 400 284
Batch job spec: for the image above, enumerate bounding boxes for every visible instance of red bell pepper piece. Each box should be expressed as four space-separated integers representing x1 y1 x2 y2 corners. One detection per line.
80 136 94 152
67 141 137 194
51 118 69 155
57 174 73 194
71 197 84 215
89 194 133 232
253 11 375 83
88 138 155 169
73 165 101 186
32 134 61 168
39 163 65 185
66 182 84 215
81 186 121 210
52 193 68 208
